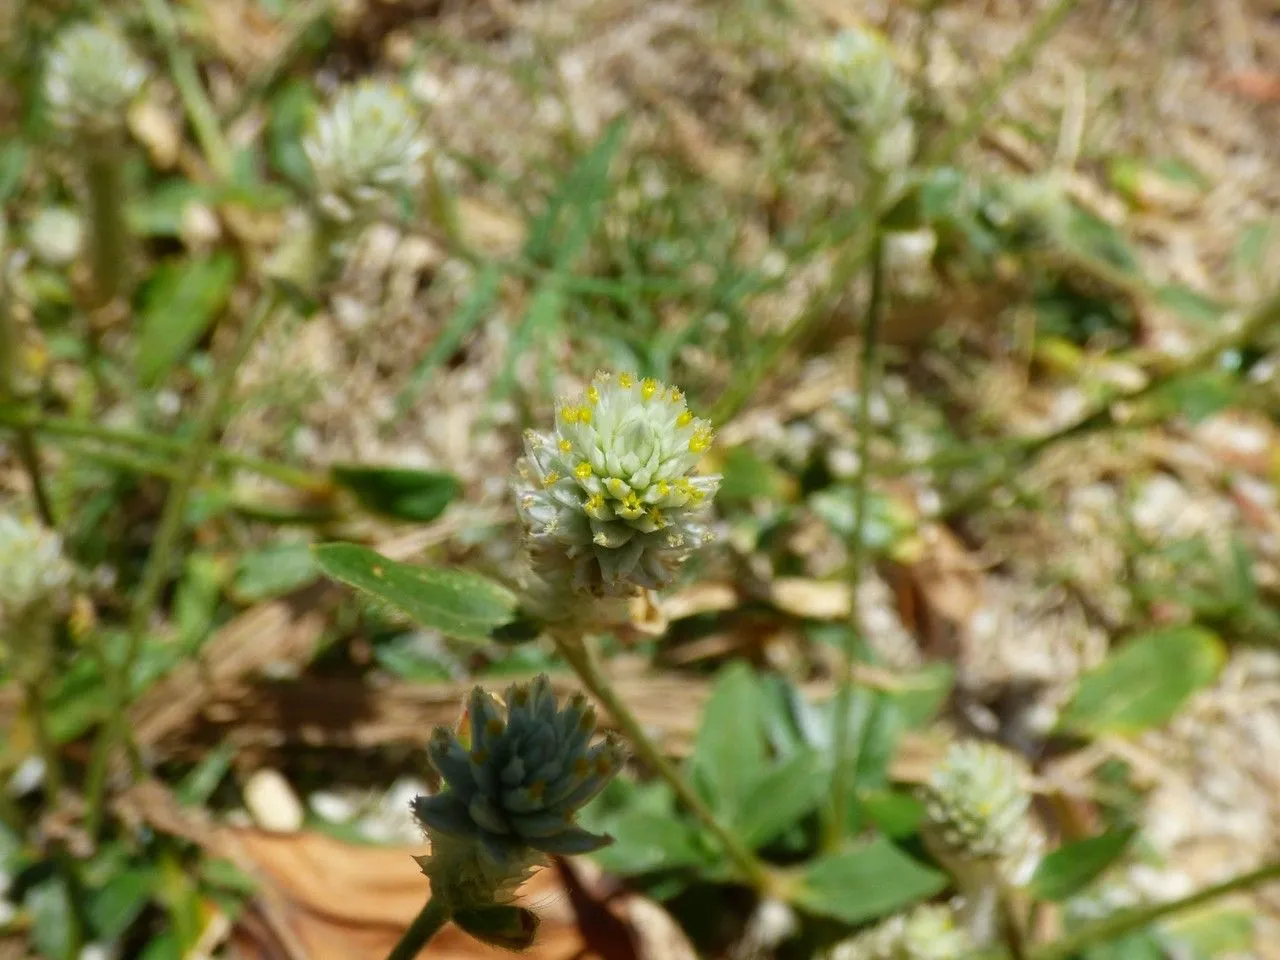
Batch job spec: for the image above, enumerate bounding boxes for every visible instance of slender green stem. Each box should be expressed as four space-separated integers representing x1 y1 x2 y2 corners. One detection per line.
928 0 1081 164
84 150 129 311
139 0 233 179
385 896 451 960
824 227 885 852
0 251 55 526
0 406 328 491
553 632 776 894
936 285 1280 518
84 289 281 837
709 229 875 427
1033 860 1280 960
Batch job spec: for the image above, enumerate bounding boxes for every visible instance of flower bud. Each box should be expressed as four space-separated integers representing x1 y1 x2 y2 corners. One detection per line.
303 80 428 226
920 741 1041 885
412 676 624 910
44 24 148 142
513 371 720 600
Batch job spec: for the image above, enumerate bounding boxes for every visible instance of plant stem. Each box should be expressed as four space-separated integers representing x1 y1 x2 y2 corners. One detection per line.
936 285 1280 518
1033 860 1280 960
553 631 775 894
0 406 328 491
824 227 885 852
0 251 54 526
928 0 1081 165
84 288 280 837
139 0 233 179
84 150 129 311
385 896 451 960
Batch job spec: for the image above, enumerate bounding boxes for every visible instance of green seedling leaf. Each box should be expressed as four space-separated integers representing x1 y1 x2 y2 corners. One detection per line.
735 750 827 848
232 540 320 602
330 465 460 523
794 838 946 925
690 662 766 817
1059 626 1225 737
312 542 516 642
1029 825 1136 902
136 252 238 386
89 867 157 940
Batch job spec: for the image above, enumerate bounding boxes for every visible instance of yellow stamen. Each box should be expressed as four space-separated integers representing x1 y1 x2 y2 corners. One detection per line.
542 471 560 486
689 428 712 454
558 438 573 453
657 480 670 497
641 378 658 399
574 462 593 480
648 507 664 526
561 406 579 424
585 494 605 512
618 373 634 389
669 388 684 403
577 406 593 424
623 493 641 511
586 385 600 404
677 411 693 427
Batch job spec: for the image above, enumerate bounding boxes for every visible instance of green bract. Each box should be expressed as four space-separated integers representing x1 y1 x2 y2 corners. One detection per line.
514 371 720 597
303 80 428 225
44 23 148 141
412 676 624 907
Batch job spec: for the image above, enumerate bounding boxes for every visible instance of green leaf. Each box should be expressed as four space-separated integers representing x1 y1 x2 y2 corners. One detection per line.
1154 284 1227 326
330 465 460 523
591 810 708 875
89 867 157 940
312 542 516 642
794 838 946 925
1029 826 1136 902
136 252 238 386
690 663 766 816
858 788 926 838
719 445 790 504
0 142 29 202
735 750 827 848
267 79 318 187
1163 906 1255 957
177 742 237 806
232 540 320 602
26 877 75 959
1059 626 1225 737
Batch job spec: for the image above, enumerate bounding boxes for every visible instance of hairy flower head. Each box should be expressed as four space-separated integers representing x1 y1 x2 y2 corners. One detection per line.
412 676 623 909
832 904 974 960
819 29 916 188
0 513 75 680
514 371 721 599
303 80 428 225
920 741 1041 884
44 23 148 141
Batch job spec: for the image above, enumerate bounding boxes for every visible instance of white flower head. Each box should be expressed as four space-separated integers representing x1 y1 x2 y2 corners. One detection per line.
0 513 75 679
303 80 428 225
819 29 917 182
920 741 1042 884
831 904 974 960
44 23 148 141
514 371 721 599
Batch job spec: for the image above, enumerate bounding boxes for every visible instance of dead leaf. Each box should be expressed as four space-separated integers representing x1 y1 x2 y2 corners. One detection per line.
1219 70 1280 102
768 578 852 620
118 781 694 960
661 582 740 621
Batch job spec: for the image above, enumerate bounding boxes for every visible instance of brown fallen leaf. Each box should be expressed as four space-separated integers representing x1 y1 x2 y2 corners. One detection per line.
768 577 852 620
117 781 694 960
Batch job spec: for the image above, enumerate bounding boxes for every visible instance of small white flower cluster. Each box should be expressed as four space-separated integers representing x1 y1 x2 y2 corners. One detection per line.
44 23 148 141
303 80 429 225
920 740 1042 885
819 29 917 196
0 512 75 678
831 904 974 960
514 371 721 599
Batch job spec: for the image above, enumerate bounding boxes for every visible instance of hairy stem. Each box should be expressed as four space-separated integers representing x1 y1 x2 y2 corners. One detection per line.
928 0 1081 164
84 150 129 311
385 896 451 960
824 227 885 851
1033 860 1280 960
553 630 775 893
84 288 280 837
